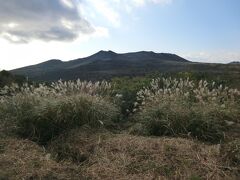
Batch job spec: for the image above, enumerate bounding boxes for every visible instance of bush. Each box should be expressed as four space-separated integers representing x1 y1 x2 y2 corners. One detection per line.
187 104 231 143
135 101 227 143
0 80 120 144
136 99 191 136
0 70 26 88
132 77 240 143
112 76 152 116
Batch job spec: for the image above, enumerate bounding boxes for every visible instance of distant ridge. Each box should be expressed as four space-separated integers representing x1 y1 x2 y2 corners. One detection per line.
11 50 240 82
229 61 240 64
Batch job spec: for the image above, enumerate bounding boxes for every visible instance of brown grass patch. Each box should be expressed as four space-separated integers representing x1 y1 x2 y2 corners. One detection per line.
0 137 83 180
1 132 239 179
221 139 240 167
81 134 238 180
48 127 111 164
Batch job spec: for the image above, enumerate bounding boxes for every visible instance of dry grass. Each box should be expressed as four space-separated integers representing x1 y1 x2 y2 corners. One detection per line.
221 139 240 167
0 137 83 180
48 126 111 164
80 134 238 180
1 131 239 180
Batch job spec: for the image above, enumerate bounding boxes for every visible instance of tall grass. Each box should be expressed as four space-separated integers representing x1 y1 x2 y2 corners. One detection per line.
132 77 240 143
1 77 239 143
0 80 119 144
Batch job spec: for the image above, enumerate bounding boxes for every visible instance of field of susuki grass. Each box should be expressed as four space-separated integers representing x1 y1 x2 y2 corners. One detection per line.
0 77 239 179
131 78 240 143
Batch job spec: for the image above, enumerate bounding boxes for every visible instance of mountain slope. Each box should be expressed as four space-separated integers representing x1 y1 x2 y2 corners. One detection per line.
11 50 240 82
11 51 190 81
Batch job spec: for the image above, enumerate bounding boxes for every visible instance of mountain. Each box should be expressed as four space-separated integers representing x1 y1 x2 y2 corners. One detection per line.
11 50 240 82
229 61 240 64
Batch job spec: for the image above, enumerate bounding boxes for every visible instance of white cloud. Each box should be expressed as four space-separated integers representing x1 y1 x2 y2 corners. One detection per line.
60 0 75 9
0 0 95 43
87 0 121 27
131 0 146 7
131 0 172 7
81 0 173 27
0 0 174 43
151 0 172 5
75 26 109 43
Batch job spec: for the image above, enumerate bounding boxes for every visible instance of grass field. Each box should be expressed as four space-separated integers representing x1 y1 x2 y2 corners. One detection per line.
0 77 239 179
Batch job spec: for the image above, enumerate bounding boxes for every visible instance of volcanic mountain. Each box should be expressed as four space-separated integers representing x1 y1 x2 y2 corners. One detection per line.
11 50 240 82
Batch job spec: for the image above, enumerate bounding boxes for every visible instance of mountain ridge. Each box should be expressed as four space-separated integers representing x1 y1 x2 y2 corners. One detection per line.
11 50 240 82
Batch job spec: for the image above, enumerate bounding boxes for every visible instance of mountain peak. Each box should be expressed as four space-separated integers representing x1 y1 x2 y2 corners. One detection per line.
97 50 117 55
89 50 118 60
139 50 155 54
39 59 62 65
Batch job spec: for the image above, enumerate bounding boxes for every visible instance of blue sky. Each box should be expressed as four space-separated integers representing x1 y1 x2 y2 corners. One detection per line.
0 0 240 70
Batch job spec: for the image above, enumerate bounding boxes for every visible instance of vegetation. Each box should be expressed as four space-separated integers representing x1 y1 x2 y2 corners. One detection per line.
0 70 26 88
0 137 82 179
0 80 119 144
112 71 240 117
112 76 152 116
132 77 240 143
221 139 240 166
1 131 238 179
0 75 239 179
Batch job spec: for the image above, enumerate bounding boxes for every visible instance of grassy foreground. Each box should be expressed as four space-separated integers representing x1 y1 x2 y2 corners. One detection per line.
0 128 239 179
0 78 239 179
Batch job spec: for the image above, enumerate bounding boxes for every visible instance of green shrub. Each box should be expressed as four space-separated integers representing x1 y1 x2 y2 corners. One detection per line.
135 102 227 143
132 77 240 143
136 99 191 136
0 80 120 144
112 76 151 116
0 70 26 88
187 105 228 143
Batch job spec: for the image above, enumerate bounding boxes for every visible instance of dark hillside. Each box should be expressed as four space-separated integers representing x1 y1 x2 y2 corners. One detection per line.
11 51 240 85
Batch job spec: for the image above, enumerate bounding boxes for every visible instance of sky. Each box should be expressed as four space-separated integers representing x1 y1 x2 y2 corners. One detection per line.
0 0 240 70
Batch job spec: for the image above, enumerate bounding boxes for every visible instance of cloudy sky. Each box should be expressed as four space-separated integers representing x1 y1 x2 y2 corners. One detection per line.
0 0 240 70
